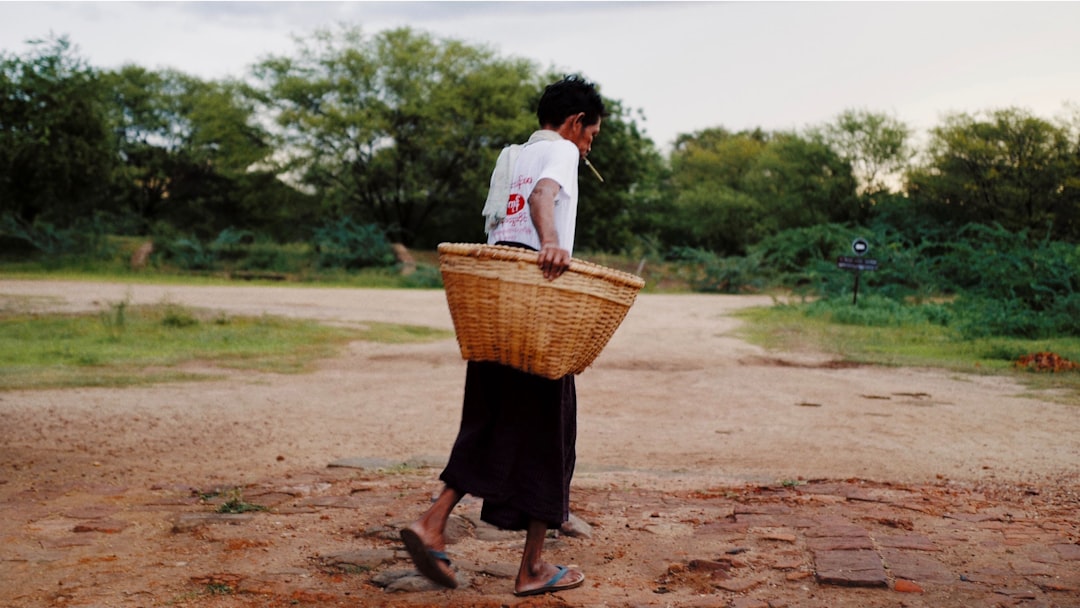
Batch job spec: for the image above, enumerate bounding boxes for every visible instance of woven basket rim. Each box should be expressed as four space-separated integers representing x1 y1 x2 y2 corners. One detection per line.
437 242 645 289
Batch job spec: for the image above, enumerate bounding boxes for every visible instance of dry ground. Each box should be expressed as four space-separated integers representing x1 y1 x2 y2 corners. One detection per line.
1 280 1077 608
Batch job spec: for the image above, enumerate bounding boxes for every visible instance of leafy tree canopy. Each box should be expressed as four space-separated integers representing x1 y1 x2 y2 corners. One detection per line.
810 108 913 196
252 25 539 247
907 107 1080 241
0 36 114 226
665 127 859 255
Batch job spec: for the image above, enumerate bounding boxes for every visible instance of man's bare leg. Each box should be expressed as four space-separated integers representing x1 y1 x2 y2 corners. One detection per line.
400 485 463 587
406 485 462 549
514 518 585 595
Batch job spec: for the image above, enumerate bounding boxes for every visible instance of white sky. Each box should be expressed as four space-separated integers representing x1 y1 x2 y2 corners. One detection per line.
3 1 1080 151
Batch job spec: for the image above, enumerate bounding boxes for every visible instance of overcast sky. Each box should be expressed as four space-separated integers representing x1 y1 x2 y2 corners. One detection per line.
3 1 1080 150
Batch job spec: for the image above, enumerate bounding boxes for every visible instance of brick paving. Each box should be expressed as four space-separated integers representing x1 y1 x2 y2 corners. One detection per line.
1 462 1078 607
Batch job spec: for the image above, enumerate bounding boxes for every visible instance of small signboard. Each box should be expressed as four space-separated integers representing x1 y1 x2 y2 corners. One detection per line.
851 237 870 256
837 256 878 272
841 238 877 304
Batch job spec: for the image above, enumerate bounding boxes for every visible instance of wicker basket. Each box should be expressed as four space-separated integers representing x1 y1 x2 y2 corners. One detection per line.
438 242 645 379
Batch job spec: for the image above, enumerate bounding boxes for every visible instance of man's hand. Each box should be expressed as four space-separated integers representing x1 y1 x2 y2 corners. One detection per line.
538 242 570 280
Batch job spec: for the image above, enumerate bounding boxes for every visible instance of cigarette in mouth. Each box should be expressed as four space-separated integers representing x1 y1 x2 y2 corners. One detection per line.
584 158 604 183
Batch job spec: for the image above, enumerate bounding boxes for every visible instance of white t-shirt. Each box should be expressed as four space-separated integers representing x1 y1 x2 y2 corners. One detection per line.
487 138 580 255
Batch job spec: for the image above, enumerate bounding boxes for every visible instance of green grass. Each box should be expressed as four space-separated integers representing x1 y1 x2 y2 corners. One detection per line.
212 489 269 514
0 298 452 391
734 302 1080 402
0 262 440 290
355 321 452 344
0 246 675 291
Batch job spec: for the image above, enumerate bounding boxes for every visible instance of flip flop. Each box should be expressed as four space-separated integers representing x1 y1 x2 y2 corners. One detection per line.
513 565 585 597
399 527 458 589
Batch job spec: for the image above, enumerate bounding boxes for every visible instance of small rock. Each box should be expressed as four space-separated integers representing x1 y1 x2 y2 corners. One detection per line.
171 513 253 533
63 506 117 519
813 549 888 588
356 524 401 541
391 243 417 275
370 569 415 587
385 573 444 592
130 241 153 270
895 579 924 593
560 513 593 538
715 575 766 592
444 513 473 544
480 562 518 579
688 558 733 573
472 520 522 542
73 519 128 533
320 549 396 571
383 570 469 592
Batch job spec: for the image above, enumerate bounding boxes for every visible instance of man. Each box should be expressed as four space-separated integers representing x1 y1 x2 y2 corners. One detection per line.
400 75 603 597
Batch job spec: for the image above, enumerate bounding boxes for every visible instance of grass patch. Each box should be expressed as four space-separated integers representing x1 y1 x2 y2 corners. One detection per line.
213 489 269 514
204 583 234 595
1 246 674 291
0 264 440 289
356 321 453 344
735 301 1080 403
0 299 450 391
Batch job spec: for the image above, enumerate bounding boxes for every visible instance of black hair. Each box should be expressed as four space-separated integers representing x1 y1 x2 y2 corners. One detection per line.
536 75 605 128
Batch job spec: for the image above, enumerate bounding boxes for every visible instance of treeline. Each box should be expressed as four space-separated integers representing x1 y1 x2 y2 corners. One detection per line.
0 29 663 253
2 28 1079 337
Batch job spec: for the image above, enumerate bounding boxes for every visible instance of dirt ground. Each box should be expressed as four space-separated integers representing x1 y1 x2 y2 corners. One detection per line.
1 279 1078 608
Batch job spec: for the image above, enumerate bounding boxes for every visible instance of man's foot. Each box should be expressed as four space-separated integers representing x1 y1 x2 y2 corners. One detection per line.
513 564 585 596
400 525 458 588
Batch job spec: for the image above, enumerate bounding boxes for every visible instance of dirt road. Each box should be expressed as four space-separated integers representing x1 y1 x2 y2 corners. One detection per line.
1 279 1077 607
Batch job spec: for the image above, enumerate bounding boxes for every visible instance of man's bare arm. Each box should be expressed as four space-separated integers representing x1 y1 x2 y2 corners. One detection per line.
529 178 570 280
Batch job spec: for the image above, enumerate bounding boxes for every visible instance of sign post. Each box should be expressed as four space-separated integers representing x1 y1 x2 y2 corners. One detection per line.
838 238 877 304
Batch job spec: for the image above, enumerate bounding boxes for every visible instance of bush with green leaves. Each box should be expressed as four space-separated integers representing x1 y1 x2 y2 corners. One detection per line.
749 223 852 275
235 240 308 274
668 246 765 293
790 222 1079 339
208 227 255 262
929 225 1079 338
157 235 217 271
400 264 444 289
0 213 111 258
804 294 953 328
311 218 395 270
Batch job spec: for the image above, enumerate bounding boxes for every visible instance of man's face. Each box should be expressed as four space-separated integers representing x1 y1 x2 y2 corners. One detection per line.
573 117 601 159
558 113 601 159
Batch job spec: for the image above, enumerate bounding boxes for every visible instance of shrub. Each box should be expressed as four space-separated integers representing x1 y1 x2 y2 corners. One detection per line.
311 218 395 270
160 236 217 271
750 223 853 275
400 264 444 289
805 295 953 328
669 247 765 293
934 225 1080 338
0 213 111 258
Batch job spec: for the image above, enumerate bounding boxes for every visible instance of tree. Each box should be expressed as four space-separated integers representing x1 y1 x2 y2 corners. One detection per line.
813 109 913 196
253 26 538 247
742 133 861 231
906 107 1079 240
667 184 767 254
573 94 668 253
663 128 770 254
0 36 114 232
103 66 305 239
664 128 859 255
670 127 769 193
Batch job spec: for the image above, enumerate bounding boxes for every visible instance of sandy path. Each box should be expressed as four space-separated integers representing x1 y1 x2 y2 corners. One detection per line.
2 279 1076 492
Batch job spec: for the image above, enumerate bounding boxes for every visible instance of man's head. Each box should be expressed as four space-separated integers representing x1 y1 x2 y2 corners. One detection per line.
537 75 605 158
